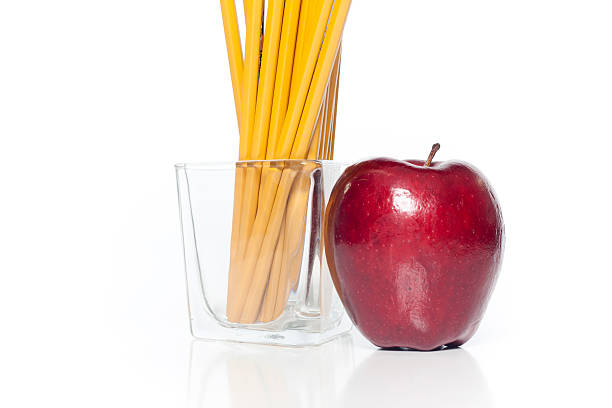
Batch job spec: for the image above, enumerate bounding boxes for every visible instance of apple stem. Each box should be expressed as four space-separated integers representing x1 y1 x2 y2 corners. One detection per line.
424 143 441 167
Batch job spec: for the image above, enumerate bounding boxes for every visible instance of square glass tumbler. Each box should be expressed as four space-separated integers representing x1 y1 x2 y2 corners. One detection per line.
175 160 352 346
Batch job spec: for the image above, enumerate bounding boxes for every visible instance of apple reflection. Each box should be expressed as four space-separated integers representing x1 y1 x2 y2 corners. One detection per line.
341 348 493 408
187 335 354 408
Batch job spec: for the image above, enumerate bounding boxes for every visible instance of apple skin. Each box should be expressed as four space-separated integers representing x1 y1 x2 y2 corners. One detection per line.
325 158 504 350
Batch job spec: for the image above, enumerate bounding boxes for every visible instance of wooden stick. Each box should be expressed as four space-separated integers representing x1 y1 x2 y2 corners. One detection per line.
235 0 285 323
265 102 325 322
223 0 247 314
266 0 302 159
291 0 324 106
251 0 285 159
290 0 351 159
276 0 335 158
318 81 331 159
234 0 297 323
227 165 290 322
227 164 246 308
244 89 327 322
279 88 328 309
234 0 267 262
239 0 263 155
259 205 288 321
303 0 325 61
220 0 244 126
226 0 265 322
283 61 341 303
247 93 331 322
289 1 312 107
328 52 341 159
274 169 311 317
237 0 285 278
324 48 341 159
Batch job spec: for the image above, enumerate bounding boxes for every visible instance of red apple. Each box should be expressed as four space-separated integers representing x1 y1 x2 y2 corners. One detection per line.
325 144 504 350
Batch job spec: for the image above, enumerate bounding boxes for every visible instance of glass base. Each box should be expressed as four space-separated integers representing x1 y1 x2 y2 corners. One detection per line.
190 317 352 347
190 301 353 347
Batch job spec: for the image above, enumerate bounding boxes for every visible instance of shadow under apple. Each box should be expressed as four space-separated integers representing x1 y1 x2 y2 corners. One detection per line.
341 348 493 408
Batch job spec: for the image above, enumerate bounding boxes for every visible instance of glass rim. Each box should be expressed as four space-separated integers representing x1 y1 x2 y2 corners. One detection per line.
175 159 344 170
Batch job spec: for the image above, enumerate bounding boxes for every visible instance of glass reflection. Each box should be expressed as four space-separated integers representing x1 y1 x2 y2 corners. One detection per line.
188 335 354 408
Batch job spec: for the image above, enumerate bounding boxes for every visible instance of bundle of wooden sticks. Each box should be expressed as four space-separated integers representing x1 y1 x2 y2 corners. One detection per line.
220 0 352 323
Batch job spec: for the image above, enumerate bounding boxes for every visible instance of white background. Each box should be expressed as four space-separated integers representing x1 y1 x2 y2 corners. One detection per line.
1 0 611 407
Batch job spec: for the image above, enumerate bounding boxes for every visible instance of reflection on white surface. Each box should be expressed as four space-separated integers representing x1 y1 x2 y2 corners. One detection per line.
341 348 493 408
188 335 355 408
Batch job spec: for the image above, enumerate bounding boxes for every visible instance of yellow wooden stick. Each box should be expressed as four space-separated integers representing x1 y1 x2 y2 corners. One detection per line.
256 0 304 317
226 0 263 322
260 214 287 321
239 0 264 156
283 75 337 299
269 3 352 311
290 0 350 159
289 0 312 107
278 63 339 305
290 0 323 108
266 0 301 158
226 165 288 321
236 166 260 258
251 0 285 159
284 62 340 304
313 98 326 160
322 69 334 159
232 0 285 323
276 94 327 312
275 0 335 158
303 0 324 61
318 81 331 159
266 102 324 322
324 49 341 159
222 0 247 314
259 92 325 322
227 164 246 308
220 0 244 126
273 169 311 317
239 170 297 323
259 85 331 322
328 51 341 159
242 0 305 321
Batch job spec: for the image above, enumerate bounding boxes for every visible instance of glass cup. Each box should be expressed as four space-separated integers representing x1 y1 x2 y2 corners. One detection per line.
175 160 352 346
